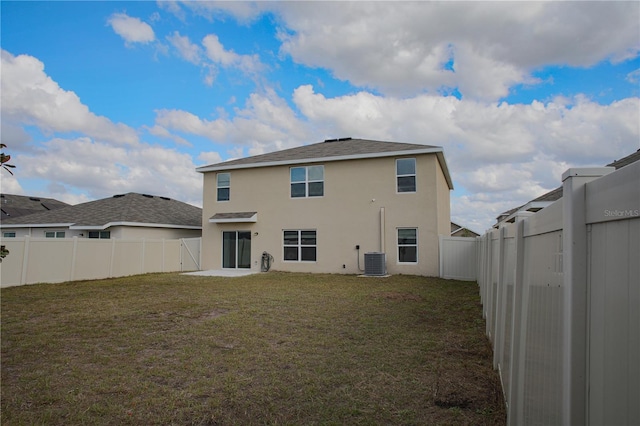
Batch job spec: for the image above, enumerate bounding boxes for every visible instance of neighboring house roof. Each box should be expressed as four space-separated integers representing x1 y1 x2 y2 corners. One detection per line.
609 149 640 169
451 221 480 237
0 193 202 230
495 148 640 226
197 137 454 189
1 193 70 220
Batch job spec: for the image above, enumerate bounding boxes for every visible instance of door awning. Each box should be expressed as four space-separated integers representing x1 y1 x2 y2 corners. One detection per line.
209 212 257 223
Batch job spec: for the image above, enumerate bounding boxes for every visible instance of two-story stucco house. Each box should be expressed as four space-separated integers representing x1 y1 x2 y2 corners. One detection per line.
196 138 453 276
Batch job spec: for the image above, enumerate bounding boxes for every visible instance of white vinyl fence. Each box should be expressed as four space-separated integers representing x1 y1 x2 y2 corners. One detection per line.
0 237 201 287
477 163 639 426
439 236 477 281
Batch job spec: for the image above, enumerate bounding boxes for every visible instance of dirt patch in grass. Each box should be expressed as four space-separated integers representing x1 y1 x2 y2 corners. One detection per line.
375 291 424 302
1 272 505 425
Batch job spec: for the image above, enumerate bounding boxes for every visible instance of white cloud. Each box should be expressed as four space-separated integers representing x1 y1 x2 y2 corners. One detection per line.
626 69 640 85
163 31 264 86
173 1 268 24
202 34 263 75
154 88 311 153
1 50 139 146
107 13 155 45
270 2 639 100
167 31 202 64
197 151 223 166
13 137 202 207
1 49 202 207
0 173 23 195
145 124 191 147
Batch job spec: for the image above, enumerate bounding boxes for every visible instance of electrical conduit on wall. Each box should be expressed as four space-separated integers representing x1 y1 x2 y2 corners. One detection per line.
380 207 385 253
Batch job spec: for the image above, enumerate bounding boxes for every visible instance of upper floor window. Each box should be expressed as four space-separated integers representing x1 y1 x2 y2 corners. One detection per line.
291 165 324 198
217 173 230 202
396 158 416 193
45 231 65 238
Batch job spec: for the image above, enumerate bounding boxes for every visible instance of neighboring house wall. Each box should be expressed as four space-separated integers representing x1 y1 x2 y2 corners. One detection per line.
2 226 201 240
201 154 450 276
2 227 82 239
108 226 202 240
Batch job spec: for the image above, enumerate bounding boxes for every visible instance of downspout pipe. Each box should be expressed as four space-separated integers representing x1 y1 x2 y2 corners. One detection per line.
380 207 385 253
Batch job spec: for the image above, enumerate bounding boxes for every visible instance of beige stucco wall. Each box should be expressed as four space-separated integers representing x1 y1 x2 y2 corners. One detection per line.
111 226 201 240
201 154 451 276
2 227 84 238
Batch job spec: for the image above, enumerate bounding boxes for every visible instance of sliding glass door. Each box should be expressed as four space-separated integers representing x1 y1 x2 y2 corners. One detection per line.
222 231 251 269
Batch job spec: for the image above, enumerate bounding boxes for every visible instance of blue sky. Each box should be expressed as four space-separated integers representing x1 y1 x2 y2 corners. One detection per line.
1 1 639 232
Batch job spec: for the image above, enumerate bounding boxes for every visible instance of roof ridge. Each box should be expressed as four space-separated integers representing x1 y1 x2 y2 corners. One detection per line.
197 138 442 171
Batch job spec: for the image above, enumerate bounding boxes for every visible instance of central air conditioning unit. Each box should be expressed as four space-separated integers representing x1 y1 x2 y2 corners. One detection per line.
364 252 387 276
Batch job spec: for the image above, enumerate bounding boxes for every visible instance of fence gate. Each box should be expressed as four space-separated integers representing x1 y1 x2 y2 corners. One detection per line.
439 236 477 281
180 238 201 271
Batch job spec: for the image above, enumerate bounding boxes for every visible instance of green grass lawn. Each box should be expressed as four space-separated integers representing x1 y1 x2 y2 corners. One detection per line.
1 272 505 425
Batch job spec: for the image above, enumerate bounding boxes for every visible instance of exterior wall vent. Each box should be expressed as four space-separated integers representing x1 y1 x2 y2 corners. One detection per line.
364 252 387 276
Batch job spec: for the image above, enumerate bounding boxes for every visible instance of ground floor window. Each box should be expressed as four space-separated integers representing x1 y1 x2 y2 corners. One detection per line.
88 231 110 239
3 232 16 238
398 228 417 263
45 231 65 238
283 230 317 262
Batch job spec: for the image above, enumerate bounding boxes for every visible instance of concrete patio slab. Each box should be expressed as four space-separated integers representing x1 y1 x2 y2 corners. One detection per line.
182 269 259 278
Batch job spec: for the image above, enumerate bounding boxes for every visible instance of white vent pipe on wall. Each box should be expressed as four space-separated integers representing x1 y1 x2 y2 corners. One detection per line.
380 207 385 252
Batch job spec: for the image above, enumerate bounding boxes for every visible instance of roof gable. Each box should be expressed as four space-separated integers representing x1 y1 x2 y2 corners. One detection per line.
1 193 202 229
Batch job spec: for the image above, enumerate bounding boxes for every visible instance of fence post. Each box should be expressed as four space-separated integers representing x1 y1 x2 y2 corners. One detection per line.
109 238 116 278
561 167 614 425
438 235 444 278
162 239 165 273
141 238 146 274
70 236 78 281
20 235 30 285
493 227 504 368
508 219 526 425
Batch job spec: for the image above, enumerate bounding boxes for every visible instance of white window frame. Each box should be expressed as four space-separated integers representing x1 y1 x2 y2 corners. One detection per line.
396 158 417 193
397 228 418 263
290 165 324 198
45 231 66 238
283 229 317 262
88 231 111 239
217 173 230 202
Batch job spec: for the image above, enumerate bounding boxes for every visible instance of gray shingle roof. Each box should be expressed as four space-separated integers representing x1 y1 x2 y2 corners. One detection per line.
210 212 257 220
1 193 70 220
1 193 202 228
607 149 640 169
196 138 453 189
197 138 443 171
